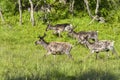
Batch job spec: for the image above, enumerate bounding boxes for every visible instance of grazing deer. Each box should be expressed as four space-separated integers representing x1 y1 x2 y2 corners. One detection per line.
84 37 119 60
46 23 73 37
35 33 73 60
68 30 98 45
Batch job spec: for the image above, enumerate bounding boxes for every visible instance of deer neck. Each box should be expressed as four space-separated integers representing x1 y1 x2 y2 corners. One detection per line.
85 41 93 50
49 25 56 30
72 31 78 38
41 40 49 49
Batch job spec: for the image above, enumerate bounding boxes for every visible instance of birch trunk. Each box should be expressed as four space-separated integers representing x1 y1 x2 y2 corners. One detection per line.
84 0 93 18
95 0 100 15
70 0 75 15
0 8 5 23
18 0 22 25
29 0 35 26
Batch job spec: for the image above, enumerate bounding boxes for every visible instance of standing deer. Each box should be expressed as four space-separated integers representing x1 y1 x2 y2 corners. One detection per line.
35 33 73 60
68 29 98 45
83 36 119 60
46 23 73 37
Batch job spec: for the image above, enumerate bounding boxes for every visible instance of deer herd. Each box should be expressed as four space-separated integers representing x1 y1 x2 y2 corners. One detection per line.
35 23 119 61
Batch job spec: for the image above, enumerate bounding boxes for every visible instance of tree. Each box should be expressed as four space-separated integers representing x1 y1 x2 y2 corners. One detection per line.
29 0 35 26
69 0 75 16
0 8 5 23
84 0 105 25
18 0 22 25
84 0 93 18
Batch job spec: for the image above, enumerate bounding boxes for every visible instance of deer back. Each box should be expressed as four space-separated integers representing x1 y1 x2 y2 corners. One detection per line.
47 42 72 53
46 24 57 31
46 23 73 32
85 40 115 52
87 31 98 41
68 30 79 39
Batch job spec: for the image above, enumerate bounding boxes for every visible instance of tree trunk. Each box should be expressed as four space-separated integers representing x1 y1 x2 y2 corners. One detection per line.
59 0 67 4
84 0 105 25
84 0 93 18
95 0 100 15
42 0 50 24
18 0 22 25
0 8 5 23
29 0 35 26
94 0 105 23
69 0 75 15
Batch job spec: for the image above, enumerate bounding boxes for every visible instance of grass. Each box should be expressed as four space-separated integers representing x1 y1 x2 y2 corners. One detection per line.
0 15 120 80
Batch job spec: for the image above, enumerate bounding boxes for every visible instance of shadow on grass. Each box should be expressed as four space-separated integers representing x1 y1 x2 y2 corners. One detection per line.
5 69 119 80
77 69 119 80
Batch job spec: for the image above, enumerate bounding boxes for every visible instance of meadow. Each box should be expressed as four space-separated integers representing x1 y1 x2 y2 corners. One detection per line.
0 14 120 80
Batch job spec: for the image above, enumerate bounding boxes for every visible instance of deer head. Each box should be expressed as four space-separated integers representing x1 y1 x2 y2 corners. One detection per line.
38 33 46 39
35 33 47 45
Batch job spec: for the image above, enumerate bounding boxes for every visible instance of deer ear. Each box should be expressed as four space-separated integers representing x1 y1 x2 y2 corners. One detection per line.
46 26 48 31
73 24 78 29
97 31 99 33
42 33 46 38
84 35 89 40
38 35 40 38
37 33 46 39
38 35 42 39
44 33 46 36
46 24 50 31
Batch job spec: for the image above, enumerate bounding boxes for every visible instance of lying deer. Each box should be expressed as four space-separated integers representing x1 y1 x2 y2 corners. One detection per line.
68 30 98 45
46 23 73 37
84 36 119 60
35 33 73 60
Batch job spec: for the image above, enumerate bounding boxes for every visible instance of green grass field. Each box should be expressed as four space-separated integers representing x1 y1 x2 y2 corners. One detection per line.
0 16 120 80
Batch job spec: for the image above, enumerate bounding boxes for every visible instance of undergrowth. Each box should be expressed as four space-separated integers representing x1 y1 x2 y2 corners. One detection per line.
0 13 120 80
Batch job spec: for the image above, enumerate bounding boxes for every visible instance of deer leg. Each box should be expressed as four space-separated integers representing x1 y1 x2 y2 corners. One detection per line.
96 53 99 59
53 31 60 37
53 55 56 61
68 54 74 60
53 31 57 34
58 33 61 37
84 51 94 60
57 30 62 37
73 41 79 46
53 31 58 35
58 32 62 37
43 52 51 58
66 52 74 60
105 52 110 59
112 47 119 59
85 53 94 59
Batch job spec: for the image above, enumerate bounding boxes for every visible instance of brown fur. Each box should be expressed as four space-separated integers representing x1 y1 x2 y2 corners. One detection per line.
35 34 73 60
46 23 73 37
84 39 118 59
68 30 98 44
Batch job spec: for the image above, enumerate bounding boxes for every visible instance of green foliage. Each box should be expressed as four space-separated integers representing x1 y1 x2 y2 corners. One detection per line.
1 12 120 80
49 4 70 21
0 0 17 15
0 1 120 80
0 0 120 21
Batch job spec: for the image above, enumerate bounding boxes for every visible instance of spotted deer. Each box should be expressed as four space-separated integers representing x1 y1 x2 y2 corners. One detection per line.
35 33 73 60
46 23 73 37
84 37 119 59
68 29 98 45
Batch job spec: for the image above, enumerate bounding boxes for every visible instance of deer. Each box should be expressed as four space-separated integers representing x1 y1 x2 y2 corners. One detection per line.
83 36 119 60
46 23 73 37
35 33 74 60
68 29 98 45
